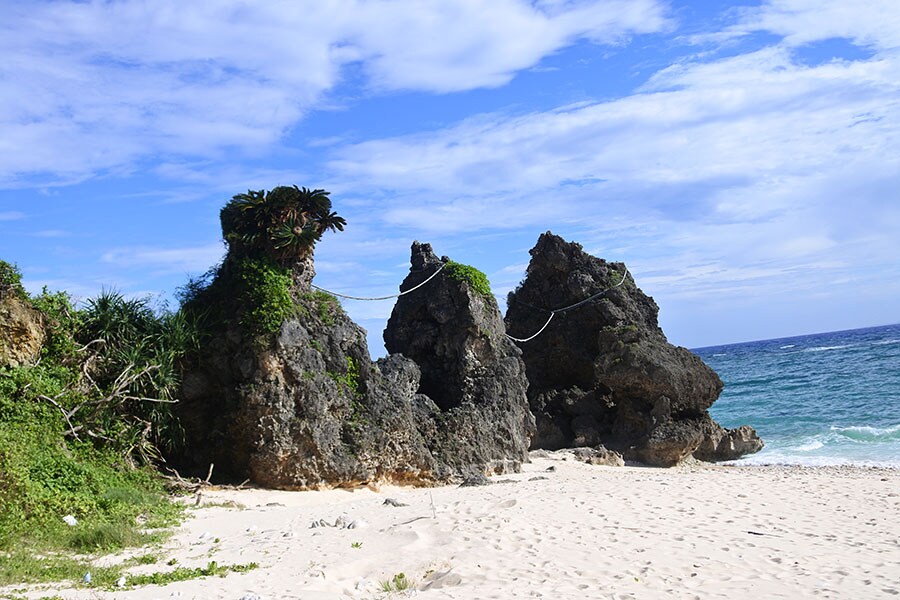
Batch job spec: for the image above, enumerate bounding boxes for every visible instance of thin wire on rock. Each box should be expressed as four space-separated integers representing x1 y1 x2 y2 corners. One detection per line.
311 262 446 301
505 267 630 343
311 259 629 344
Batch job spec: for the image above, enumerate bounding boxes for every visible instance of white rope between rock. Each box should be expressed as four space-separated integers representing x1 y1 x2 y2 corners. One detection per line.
506 312 556 343
311 262 446 301
505 267 630 343
312 259 629 345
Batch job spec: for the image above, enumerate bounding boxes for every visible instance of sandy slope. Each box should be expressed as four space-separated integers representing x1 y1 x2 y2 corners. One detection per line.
9 454 900 599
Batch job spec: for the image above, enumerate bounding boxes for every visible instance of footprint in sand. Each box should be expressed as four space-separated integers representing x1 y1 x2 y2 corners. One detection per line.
419 570 463 590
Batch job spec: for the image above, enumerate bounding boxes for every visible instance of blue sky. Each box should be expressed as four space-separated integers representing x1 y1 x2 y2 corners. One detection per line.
2 0 898 356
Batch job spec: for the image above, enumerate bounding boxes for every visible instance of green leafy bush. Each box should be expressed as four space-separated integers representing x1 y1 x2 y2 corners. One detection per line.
0 372 181 550
179 258 306 337
0 260 25 297
444 261 492 297
220 186 345 262
0 282 187 558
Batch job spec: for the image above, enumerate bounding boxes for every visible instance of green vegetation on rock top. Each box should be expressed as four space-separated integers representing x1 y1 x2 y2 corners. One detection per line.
220 185 345 263
180 186 347 338
444 261 492 298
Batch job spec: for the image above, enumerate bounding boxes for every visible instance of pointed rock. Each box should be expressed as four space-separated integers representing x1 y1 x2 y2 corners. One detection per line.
505 232 762 465
384 242 535 477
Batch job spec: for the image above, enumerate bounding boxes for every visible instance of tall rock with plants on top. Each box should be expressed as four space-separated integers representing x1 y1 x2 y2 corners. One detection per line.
176 188 534 488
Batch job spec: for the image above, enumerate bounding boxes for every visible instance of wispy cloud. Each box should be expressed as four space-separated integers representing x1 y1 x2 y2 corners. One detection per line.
31 229 69 238
0 0 670 187
101 243 226 274
0 211 25 221
323 3 900 328
732 0 900 49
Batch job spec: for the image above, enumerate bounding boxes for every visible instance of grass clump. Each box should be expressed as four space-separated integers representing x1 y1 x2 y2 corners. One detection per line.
444 261 492 298
328 356 362 396
300 290 341 326
379 572 412 593
0 549 123 587
0 555 257 591
121 560 258 588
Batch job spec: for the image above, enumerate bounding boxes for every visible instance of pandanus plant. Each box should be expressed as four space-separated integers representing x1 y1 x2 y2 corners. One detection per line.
220 186 346 262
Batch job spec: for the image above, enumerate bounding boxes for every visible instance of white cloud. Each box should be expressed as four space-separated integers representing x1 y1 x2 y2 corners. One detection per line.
0 0 669 186
325 6 900 331
101 242 226 274
350 0 670 92
0 211 25 221
31 230 69 238
734 0 900 50
332 45 900 200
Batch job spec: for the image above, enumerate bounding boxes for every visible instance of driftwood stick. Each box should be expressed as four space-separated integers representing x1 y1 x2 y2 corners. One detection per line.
76 338 105 353
38 394 80 439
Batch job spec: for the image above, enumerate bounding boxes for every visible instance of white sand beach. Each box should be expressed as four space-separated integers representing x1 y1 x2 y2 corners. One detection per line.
11 454 900 600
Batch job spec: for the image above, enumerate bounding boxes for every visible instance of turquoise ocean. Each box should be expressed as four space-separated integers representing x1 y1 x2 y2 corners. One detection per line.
694 323 900 467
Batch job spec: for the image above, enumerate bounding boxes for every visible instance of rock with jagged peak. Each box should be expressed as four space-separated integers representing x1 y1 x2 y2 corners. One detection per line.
383 242 535 477
176 241 535 488
505 232 762 466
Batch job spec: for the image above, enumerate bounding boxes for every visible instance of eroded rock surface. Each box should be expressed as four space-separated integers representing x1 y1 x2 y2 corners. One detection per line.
383 242 535 477
177 266 434 488
178 243 534 488
0 288 44 368
505 232 762 466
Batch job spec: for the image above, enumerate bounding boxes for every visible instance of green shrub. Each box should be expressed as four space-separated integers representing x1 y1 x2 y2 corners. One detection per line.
300 290 341 326
328 356 361 396
444 261 492 297
0 288 185 558
29 288 82 365
0 260 25 297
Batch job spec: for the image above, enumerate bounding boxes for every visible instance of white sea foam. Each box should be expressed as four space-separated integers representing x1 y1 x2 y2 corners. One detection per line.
712 353 727 357
779 344 796 349
832 424 900 441
728 451 900 468
794 440 824 452
873 338 900 346
802 344 853 353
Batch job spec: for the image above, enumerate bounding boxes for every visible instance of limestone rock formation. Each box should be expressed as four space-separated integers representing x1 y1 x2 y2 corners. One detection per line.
0 287 44 368
178 242 534 488
177 264 434 488
569 446 625 467
383 242 535 477
505 232 762 466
